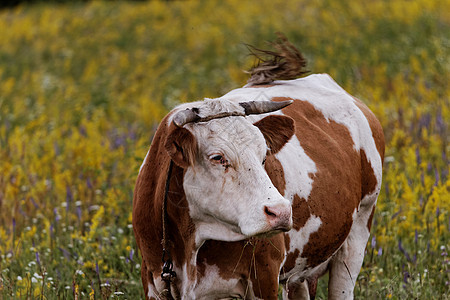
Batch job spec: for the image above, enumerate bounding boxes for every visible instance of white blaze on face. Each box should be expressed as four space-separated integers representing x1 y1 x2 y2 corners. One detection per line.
178 99 292 241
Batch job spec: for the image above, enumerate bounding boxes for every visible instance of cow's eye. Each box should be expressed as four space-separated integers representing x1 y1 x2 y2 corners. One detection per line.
211 155 223 161
262 157 267 165
209 154 230 169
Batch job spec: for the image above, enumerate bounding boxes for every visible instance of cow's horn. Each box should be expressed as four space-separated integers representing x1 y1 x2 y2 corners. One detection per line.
173 108 200 127
239 100 293 115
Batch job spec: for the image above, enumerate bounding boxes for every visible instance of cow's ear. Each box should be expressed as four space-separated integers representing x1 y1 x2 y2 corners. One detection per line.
254 115 294 154
165 126 197 168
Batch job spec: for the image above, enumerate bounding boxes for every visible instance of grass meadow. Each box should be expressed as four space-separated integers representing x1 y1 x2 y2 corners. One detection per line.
0 0 448 298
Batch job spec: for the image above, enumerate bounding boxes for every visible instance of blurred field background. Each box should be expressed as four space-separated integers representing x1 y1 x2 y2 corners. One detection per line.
0 0 448 299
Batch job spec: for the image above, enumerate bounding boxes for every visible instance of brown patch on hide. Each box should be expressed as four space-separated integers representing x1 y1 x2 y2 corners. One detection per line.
292 195 311 230
281 234 299 274
197 234 285 300
274 98 361 268
367 205 376 232
361 149 377 197
264 155 286 195
133 113 197 299
283 248 300 274
254 115 295 154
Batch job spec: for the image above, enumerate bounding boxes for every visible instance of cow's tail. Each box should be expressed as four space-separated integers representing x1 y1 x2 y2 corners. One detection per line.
245 32 309 85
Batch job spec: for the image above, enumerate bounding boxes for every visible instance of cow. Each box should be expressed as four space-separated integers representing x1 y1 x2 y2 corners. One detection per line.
133 38 384 300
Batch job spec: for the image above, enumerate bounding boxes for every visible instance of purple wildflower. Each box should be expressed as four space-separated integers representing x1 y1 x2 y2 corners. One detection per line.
403 270 410 284
398 240 412 262
76 206 82 221
79 126 87 137
371 236 376 249
434 168 440 186
415 147 421 165
86 178 93 189
378 247 382 256
36 251 41 267
54 208 61 222
129 248 134 262
66 186 73 211
30 197 39 209
59 247 71 261
436 110 445 133
391 210 401 220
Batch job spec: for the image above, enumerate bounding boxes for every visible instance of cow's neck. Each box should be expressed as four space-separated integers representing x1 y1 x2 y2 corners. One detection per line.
160 162 199 283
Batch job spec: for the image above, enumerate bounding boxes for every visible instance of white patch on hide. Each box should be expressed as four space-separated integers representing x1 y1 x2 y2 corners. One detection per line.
139 149 150 174
275 135 317 202
281 214 322 281
192 264 245 300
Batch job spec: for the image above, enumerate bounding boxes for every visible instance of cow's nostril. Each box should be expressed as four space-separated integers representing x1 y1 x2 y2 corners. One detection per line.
264 206 277 218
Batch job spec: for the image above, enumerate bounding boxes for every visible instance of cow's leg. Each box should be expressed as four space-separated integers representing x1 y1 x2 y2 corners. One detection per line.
327 201 376 299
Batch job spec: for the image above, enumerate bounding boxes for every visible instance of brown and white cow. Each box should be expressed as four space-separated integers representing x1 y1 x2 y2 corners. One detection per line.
133 74 384 299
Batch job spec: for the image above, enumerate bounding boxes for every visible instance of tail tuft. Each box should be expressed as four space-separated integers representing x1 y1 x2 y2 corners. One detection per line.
246 33 308 85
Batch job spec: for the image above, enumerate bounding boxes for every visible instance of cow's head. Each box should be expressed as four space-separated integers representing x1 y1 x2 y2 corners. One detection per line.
165 99 294 242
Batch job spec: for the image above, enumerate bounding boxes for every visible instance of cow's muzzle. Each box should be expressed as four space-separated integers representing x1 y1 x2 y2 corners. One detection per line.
264 204 293 232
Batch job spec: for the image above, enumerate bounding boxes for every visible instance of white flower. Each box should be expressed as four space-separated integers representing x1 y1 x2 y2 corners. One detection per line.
17 276 23 281
31 277 38 283
89 205 100 211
